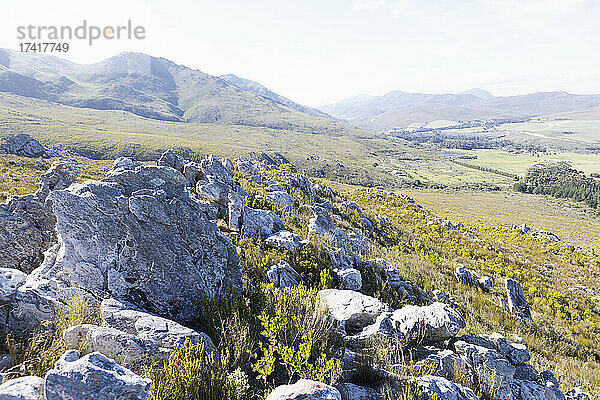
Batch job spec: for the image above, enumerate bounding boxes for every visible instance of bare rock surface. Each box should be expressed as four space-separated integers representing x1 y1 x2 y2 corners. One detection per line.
266 379 341 400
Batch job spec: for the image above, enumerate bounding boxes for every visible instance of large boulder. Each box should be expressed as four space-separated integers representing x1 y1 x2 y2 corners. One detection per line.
339 383 382 400
0 376 45 400
266 230 302 252
100 298 217 354
44 350 151 400
418 375 479 400
505 279 532 322
25 161 241 324
267 261 303 289
390 302 466 343
512 380 566 400
63 324 166 369
267 379 341 400
318 289 391 335
1 134 48 158
0 160 78 273
454 341 515 400
241 207 285 238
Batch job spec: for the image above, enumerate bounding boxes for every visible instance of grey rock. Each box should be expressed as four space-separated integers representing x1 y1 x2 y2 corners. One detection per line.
386 267 431 304
63 324 166 368
266 379 341 400
266 230 302 252
512 379 566 400
335 268 362 291
183 161 203 186
221 158 234 172
0 268 27 301
318 289 392 335
505 279 533 322
455 266 479 286
44 351 151 400
416 349 468 381
487 332 530 365
514 363 540 381
228 192 244 231
157 149 186 172
0 376 45 400
267 261 303 289
236 157 259 177
266 190 294 209
241 207 285 238
418 375 479 400
478 276 494 292
454 341 515 400
390 302 466 343
100 298 217 354
1 134 47 158
531 230 560 242
565 388 589 400
27 162 241 324
433 290 457 307
0 160 78 274
339 383 382 400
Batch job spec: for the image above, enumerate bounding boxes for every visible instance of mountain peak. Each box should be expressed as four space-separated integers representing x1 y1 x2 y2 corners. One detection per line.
459 88 494 99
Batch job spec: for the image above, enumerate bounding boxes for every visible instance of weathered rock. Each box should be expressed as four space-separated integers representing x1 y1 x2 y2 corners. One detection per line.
267 261 303 289
487 332 530 365
454 341 515 400
339 383 382 400
0 160 78 274
512 379 566 400
100 298 217 355
228 192 244 231
416 349 469 381
390 302 466 343
44 350 151 400
386 267 431 304
336 268 362 291
1 134 47 158
266 379 341 400
418 375 479 400
514 363 539 381
266 190 294 209
309 204 338 236
318 289 392 335
455 266 479 286
505 279 532 322
266 230 302 252
565 388 590 400
433 290 457 307
26 162 241 324
0 268 27 301
157 149 186 172
531 230 560 242
236 157 259 176
183 161 203 186
478 276 494 292
241 207 285 238
63 324 166 368
0 376 45 399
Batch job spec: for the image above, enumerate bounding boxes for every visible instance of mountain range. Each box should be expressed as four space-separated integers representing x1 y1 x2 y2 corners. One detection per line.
2 49 600 135
0 49 348 135
319 89 600 131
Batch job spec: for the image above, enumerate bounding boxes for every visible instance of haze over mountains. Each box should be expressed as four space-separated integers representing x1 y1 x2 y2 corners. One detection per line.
319 89 600 131
0 49 350 135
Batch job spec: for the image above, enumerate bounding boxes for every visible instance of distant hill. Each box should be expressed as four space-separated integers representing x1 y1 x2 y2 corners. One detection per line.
320 89 600 131
0 49 352 135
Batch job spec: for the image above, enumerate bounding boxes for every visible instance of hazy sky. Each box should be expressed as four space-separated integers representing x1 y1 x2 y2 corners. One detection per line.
3 0 600 106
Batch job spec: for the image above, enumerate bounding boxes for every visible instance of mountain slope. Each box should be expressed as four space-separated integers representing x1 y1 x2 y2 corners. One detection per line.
320 88 600 131
0 49 351 134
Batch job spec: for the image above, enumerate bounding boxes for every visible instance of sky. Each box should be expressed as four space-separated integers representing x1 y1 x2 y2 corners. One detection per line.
2 0 600 107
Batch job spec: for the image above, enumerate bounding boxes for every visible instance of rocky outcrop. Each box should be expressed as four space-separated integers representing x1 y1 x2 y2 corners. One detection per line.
389 302 466 344
0 160 78 273
505 279 532 322
418 375 479 400
25 160 241 324
339 383 382 400
0 376 45 400
266 230 303 252
100 298 216 354
1 134 48 158
241 207 285 238
267 261 303 289
44 350 151 400
267 379 341 400
318 289 392 335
